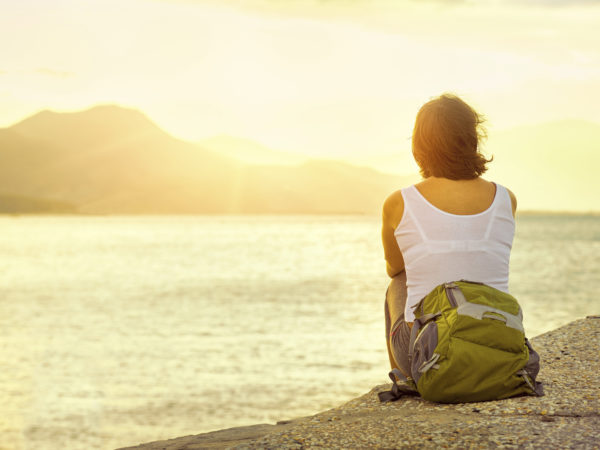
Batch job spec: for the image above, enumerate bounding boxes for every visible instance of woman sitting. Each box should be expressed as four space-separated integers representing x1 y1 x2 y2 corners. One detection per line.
382 93 517 377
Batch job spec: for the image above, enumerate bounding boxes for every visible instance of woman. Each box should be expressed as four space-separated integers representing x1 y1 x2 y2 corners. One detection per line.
382 93 517 377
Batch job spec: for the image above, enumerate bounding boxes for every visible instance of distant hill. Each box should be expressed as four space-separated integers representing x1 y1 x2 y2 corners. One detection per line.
0 194 77 214
0 105 417 214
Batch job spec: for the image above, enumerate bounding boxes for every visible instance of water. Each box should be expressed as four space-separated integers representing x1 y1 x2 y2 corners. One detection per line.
0 214 597 449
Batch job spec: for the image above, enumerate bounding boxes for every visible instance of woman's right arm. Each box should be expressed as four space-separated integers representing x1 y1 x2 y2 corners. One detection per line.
381 191 406 278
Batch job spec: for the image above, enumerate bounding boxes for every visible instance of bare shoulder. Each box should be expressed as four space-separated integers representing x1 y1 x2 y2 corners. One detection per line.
504 186 518 217
382 189 405 227
383 189 403 213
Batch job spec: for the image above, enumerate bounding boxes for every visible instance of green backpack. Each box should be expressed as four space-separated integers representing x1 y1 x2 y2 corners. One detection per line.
379 280 543 403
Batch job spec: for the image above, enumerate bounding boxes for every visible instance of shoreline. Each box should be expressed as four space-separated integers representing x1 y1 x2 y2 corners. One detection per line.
120 316 599 449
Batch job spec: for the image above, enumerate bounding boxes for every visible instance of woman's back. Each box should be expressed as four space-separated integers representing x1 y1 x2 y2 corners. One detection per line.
413 177 500 216
394 179 516 321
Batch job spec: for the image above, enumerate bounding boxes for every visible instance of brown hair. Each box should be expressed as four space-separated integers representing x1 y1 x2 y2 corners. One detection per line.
412 93 491 180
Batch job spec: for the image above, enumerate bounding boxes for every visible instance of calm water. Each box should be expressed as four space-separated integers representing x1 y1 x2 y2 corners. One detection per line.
1 215 598 449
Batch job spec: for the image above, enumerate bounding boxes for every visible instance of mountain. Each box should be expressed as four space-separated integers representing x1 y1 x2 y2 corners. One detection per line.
0 105 243 213
0 105 417 214
9 104 160 148
0 194 77 214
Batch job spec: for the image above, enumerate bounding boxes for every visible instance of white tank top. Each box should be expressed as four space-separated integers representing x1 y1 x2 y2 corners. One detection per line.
395 183 515 322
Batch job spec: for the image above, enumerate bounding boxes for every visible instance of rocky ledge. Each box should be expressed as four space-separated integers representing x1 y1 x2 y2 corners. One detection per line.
121 316 599 449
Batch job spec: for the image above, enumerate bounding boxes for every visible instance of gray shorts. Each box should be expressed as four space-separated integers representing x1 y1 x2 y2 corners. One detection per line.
384 272 412 376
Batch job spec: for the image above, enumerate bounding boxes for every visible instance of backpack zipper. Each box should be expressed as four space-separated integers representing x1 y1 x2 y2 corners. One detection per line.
459 279 485 285
413 321 433 347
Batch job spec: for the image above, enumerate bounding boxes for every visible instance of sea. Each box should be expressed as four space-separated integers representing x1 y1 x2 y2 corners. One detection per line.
1 214 598 450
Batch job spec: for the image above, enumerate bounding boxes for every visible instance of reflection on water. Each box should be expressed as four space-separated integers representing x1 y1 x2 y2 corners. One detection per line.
0 215 597 449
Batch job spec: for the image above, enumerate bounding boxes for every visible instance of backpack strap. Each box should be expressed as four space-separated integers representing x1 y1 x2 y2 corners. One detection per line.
446 282 524 332
518 369 545 396
377 369 419 403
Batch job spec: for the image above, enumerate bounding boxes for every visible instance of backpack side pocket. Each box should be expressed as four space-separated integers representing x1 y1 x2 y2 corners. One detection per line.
411 320 440 385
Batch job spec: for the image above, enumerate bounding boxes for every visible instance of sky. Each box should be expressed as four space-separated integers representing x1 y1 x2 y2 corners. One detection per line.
1 0 600 171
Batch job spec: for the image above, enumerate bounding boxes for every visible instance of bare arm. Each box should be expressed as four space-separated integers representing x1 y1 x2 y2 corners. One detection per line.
382 191 405 278
506 188 517 218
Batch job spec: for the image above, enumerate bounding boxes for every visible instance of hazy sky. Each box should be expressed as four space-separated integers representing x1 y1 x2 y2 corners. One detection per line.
1 0 599 162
